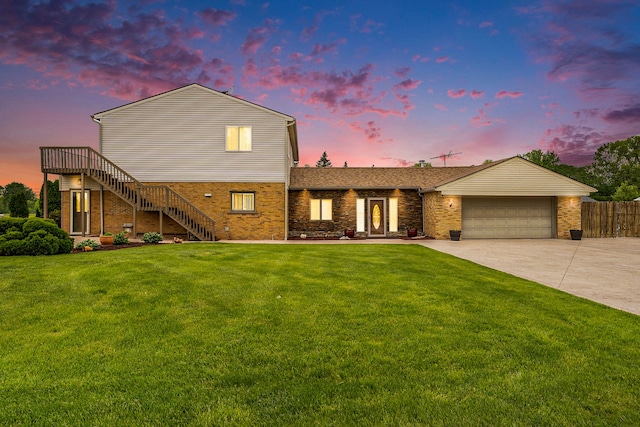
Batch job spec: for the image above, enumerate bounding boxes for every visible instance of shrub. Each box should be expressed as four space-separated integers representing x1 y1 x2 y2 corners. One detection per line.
75 239 101 251
57 236 74 254
142 232 163 244
0 217 28 234
23 218 70 240
23 230 59 255
113 232 129 245
2 230 24 241
0 217 73 256
0 239 26 256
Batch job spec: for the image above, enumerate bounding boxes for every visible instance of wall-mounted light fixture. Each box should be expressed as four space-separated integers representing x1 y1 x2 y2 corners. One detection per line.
449 198 453 207
204 193 212 198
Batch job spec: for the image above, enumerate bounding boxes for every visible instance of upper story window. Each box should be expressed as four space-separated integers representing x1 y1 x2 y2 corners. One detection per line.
226 126 252 151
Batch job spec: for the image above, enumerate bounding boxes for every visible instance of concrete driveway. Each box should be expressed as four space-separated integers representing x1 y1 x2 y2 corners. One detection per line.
420 238 640 316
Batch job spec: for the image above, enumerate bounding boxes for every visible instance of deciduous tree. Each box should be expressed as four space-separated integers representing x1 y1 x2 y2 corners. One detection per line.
590 135 640 198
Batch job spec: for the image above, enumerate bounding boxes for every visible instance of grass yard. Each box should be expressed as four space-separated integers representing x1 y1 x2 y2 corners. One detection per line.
1 243 639 426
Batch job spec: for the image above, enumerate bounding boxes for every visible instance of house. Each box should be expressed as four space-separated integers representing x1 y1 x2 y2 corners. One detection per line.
40 83 298 240
289 158 595 239
40 83 596 240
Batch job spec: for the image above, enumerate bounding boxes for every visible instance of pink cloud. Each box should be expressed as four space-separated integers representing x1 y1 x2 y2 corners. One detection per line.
395 67 411 78
360 19 385 34
435 104 448 111
350 120 383 142
379 157 413 167
350 14 384 33
472 109 492 127
603 104 640 123
310 38 346 57
470 90 484 99
0 0 240 100
436 56 449 63
495 90 523 99
393 78 421 90
412 55 430 63
479 21 493 28
199 8 236 26
447 88 466 99
241 27 271 55
541 124 607 166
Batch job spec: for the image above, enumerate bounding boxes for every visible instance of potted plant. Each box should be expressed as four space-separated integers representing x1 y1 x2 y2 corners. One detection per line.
407 228 418 238
449 230 461 241
99 232 114 245
570 229 583 240
344 229 355 238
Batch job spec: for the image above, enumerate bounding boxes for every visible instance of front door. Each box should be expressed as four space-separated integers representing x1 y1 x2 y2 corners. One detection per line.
368 198 386 237
70 190 90 234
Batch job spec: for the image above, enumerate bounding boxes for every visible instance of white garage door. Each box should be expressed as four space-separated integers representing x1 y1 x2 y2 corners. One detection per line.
462 197 554 239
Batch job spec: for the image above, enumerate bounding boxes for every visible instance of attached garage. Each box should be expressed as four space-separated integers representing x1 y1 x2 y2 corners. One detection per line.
428 157 597 240
462 197 554 239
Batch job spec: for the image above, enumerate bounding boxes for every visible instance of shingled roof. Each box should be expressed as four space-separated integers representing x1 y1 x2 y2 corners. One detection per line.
289 159 509 190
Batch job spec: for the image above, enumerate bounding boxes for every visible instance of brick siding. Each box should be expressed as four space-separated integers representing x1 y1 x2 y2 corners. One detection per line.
556 196 582 239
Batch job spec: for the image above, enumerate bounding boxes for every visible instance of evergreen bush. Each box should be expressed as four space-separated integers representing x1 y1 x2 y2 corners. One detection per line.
0 217 73 256
113 232 129 245
0 218 28 234
75 239 101 251
142 232 163 243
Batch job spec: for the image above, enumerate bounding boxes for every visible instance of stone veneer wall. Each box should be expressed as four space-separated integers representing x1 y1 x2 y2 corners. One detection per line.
288 189 423 238
556 196 581 239
422 192 462 240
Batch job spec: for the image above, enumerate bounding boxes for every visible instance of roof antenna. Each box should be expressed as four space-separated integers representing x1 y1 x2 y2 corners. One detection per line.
430 150 462 167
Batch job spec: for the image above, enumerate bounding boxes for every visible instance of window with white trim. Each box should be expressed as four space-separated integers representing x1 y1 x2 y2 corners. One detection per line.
231 192 255 211
226 126 252 151
356 198 365 232
310 199 332 220
389 197 398 232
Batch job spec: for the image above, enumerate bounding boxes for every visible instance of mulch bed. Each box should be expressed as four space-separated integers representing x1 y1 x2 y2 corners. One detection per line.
73 242 151 253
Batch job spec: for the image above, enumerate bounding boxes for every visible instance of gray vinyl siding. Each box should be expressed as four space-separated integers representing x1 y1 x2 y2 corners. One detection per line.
437 158 595 196
99 86 289 183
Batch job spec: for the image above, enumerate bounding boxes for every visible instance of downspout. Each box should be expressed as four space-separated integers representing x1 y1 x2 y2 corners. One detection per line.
418 188 425 236
284 119 298 241
100 186 104 235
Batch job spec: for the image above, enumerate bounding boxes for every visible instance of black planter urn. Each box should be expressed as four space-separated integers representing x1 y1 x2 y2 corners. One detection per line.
449 230 461 241
570 229 583 240
407 228 418 238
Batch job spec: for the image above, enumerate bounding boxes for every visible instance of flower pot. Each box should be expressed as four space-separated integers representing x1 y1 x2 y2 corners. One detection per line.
570 229 582 240
344 229 355 238
407 228 418 238
449 230 461 241
99 235 114 245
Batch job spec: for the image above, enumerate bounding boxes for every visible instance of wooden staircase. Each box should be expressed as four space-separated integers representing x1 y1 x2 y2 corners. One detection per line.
40 146 215 241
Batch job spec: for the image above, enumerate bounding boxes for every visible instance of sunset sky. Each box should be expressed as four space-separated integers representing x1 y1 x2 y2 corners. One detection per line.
1 0 639 193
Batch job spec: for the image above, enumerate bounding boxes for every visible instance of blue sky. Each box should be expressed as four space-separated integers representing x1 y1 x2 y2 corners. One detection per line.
1 0 639 191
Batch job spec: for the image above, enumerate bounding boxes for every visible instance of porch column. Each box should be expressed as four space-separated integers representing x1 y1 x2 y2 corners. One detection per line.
80 172 86 237
42 172 48 219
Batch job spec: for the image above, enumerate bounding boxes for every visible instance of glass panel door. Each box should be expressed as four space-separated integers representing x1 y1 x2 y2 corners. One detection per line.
71 190 90 234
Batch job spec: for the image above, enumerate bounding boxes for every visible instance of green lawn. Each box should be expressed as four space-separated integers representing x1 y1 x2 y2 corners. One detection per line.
1 243 639 426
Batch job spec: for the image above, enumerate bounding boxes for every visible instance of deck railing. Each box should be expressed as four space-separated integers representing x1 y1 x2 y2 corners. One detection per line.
40 146 215 241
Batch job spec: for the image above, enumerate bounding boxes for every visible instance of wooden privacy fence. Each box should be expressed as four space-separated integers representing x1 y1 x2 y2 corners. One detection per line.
581 201 640 238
